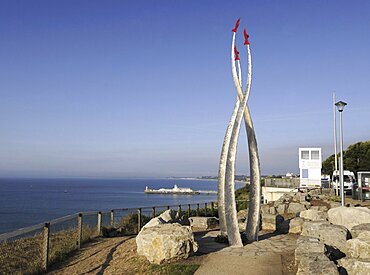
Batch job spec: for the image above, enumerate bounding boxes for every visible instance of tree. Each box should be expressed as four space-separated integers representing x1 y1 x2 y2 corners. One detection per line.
322 140 370 177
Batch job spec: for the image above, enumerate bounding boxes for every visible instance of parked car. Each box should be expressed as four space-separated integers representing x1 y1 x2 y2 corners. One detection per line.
332 170 356 194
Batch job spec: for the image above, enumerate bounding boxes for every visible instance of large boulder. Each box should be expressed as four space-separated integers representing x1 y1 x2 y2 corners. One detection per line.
294 192 307 203
350 223 370 239
301 221 349 253
261 204 270 214
273 200 284 208
277 204 287 215
296 253 339 275
289 217 305 234
237 209 248 222
143 209 178 229
328 206 370 230
339 258 370 275
273 194 291 207
295 236 325 264
310 205 329 212
287 202 307 214
300 201 312 209
300 209 328 221
136 223 198 264
189 217 219 230
238 220 247 232
261 214 284 231
237 209 248 232
328 201 341 209
346 231 370 260
281 193 294 203
269 206 277 215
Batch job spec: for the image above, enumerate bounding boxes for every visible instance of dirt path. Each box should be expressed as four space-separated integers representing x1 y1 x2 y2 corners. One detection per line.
48 236 134 275
48 235 202 275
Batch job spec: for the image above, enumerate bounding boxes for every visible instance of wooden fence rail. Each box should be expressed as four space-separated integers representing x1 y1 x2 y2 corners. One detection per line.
0 200 251 273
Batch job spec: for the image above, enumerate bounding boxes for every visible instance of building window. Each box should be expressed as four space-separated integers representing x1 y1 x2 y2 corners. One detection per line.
311 150 320 160
302 169 308 178
301 150 309 160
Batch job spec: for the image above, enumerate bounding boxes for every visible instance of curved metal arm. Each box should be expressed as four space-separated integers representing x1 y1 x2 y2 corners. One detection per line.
243 44 261 242
237 60 242 88
217 97 240 236
231 32 249 102
224 92 248 247
232 37 261 242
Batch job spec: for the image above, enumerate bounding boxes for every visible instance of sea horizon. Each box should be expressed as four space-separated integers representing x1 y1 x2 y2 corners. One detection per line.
0 178 245 234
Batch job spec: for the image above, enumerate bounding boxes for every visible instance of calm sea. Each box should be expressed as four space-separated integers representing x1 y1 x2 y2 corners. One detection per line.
0 178 244 234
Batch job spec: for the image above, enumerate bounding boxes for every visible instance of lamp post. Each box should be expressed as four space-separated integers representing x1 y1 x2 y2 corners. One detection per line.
335 100 347 206
333 92 339 196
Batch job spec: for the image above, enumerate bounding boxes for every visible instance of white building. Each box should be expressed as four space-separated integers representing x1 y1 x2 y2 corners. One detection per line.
299 148 322 188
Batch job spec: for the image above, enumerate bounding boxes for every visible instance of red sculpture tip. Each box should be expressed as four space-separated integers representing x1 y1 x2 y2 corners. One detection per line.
244 28 250 45
232 18 240 33
234 46 240 61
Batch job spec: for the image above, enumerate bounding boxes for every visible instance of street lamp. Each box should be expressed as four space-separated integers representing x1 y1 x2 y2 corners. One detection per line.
335 100 347 206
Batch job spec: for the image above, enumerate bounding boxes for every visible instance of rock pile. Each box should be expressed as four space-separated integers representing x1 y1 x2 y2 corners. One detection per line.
255 189 370 274
280 191 370 275
257 190 332 234
189 217 219 230
338 229 370 274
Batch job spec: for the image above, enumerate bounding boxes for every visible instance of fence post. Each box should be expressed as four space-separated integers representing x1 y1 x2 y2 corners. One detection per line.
167 205 170 210
77 213 83 249
178 205 182 215
211 202 214 216
188 204 191 217
42 222 50 272
138 208 142 233
204 203 208 216
97 212 102 236
110 210 114 227
152 207 156 218
196 203 200 216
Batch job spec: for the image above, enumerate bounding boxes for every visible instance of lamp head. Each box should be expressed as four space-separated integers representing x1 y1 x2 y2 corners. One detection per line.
335 101 347 112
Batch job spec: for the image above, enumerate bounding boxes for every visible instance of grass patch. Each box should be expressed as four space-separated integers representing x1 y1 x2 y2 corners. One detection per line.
49 226 96 263
0 225 97 274
149 263 200 275
328 195 341 202
0 235 43 275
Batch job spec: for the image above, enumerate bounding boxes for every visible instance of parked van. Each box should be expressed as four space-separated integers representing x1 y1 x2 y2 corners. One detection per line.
332 170 356 194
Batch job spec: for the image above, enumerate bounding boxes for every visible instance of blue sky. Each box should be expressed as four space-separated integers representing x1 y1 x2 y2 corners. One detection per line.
0 0 369 178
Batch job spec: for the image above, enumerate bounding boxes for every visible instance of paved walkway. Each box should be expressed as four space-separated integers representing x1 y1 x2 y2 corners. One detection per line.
195 231 299 275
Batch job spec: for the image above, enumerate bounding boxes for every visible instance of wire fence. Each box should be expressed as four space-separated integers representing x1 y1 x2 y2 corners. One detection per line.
0 200 240 274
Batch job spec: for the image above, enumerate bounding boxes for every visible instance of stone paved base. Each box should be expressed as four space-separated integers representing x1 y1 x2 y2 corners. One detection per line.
195 231 299 275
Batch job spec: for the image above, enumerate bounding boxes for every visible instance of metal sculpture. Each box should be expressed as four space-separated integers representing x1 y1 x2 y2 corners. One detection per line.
218 18 261 246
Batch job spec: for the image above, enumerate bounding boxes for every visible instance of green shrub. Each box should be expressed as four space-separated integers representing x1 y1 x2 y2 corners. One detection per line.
117 213 151 235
